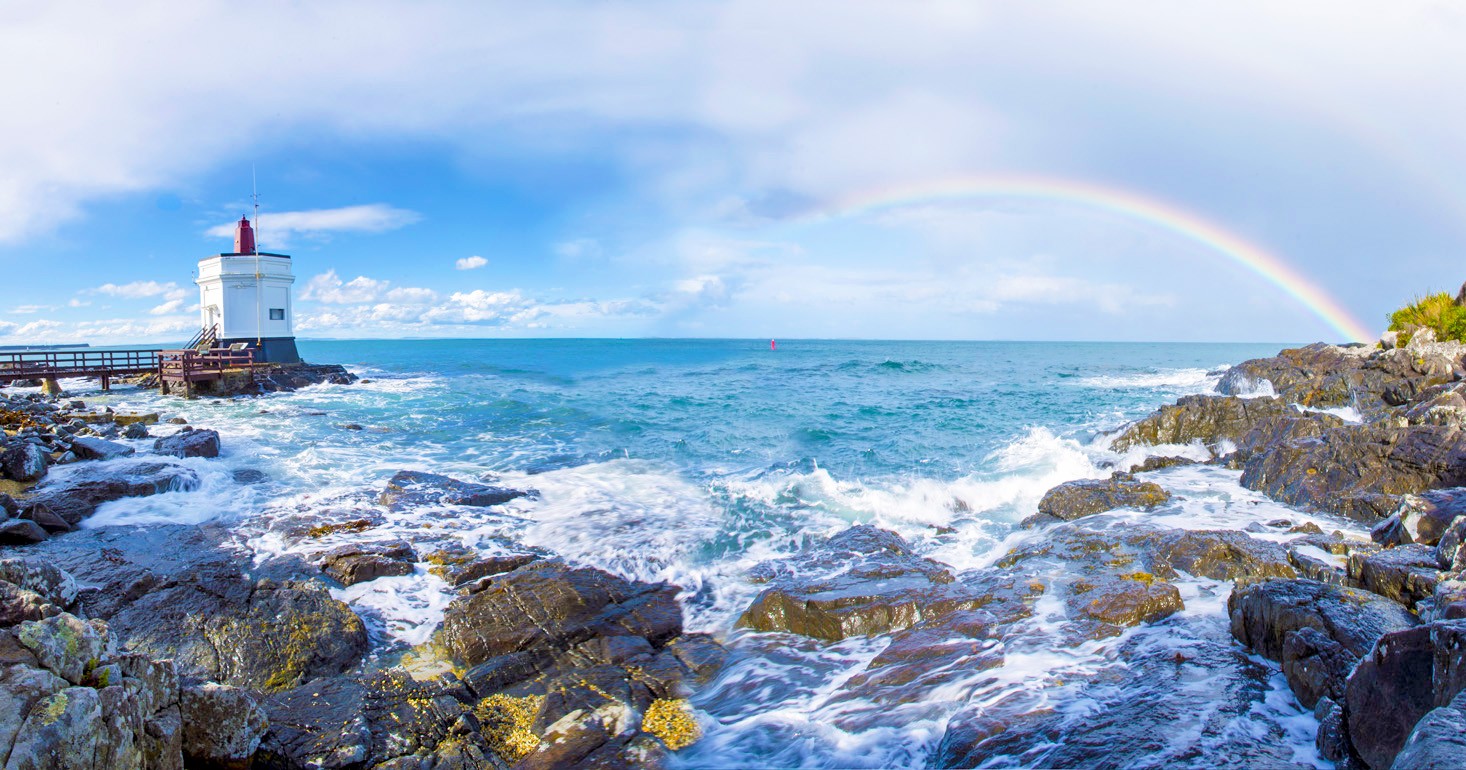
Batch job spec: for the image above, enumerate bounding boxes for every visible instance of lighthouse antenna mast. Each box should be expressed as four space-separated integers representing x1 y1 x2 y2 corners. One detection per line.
253 165 262 347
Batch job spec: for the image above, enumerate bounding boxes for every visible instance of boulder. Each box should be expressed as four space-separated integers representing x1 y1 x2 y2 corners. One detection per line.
1282 626 1357 709
255 676 372 770
1110 395 1292 452
1397 489 1466 545
1346 626 1437 770
1 442 48 482
1241 423 1466 522
1392 690 1466 770
0 518 48 545
1030 474 1170 524
121 422 150 439
438 559 681 671
68 435 137 461
1349 545 1442 607
737 526 987 641
378 470 528 511
181 682 269 769
318 541 416 586
1229 578 1418 662
21 460 200 524
13 612 108 684
154 428 221 458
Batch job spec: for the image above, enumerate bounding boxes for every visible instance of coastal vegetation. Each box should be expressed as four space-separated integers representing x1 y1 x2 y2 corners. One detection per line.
1387 287 1466 345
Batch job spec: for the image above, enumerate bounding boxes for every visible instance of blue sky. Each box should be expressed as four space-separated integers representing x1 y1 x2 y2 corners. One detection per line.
2 1 1463 344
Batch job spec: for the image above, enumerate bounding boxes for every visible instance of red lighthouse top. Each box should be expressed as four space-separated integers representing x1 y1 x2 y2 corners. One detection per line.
233 216 256 254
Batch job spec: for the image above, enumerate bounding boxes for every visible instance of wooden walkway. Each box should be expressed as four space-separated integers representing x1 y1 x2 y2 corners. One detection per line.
0 347 255 395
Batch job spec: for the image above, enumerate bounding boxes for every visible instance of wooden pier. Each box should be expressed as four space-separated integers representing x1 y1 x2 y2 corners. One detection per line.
0 345 256 397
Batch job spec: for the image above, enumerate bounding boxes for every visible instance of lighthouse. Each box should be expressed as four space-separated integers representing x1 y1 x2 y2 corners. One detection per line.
195 216 301 363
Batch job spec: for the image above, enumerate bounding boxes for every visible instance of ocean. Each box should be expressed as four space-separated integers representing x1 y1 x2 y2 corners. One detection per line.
64 338 1357 767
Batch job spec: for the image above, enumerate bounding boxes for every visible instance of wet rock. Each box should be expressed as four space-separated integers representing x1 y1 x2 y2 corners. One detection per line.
68 435 137 461
1229 578 1418 663
1373 514 1412 546
204 580 369 692
181 682 269 768
1283 626 1358 709
737 526 986 641
379 470 529 511
1241 423 1466 522
121 422 150 439
435 552 540 588
231 468 268 485
1430 620 1466 707
1397 489 1466 545
1349 545 1442 607
0 492 15 518
1437 518 1466 571
1031 474 1171 523
154 427 221 458
3 686 109 769
0 558 79 608
665 634 730 686
439 559 681 671
0 518 48 544
1315 696 1353 764
1393 690 1466 770
1126 455 1197 474
1072 573 1183 626
1217 343 1371 404
256 676 371 770
1289 545 1348 585
318 540 416 586
1346 625 1436 770
1 442 48 482
14 612 108 683
22 460 200 524
1110 394 1293 452
1145 528 1295 580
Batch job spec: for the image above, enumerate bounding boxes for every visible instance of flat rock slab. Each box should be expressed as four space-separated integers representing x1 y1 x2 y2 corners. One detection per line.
738 525 988 641
21 460 200 525
378 470 529 512
67 436 135 461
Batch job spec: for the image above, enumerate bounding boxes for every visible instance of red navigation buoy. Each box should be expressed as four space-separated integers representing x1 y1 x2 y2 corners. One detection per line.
771 339 777 351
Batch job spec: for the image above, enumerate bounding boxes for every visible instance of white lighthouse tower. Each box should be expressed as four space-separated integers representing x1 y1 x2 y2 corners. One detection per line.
195 216 301 363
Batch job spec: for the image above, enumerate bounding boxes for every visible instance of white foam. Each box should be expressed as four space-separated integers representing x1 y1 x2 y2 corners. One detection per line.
1295 403 1364 424
1077 367 1219 392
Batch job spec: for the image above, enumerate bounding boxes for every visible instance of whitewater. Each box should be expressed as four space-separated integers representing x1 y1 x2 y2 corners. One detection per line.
57 338 1368 767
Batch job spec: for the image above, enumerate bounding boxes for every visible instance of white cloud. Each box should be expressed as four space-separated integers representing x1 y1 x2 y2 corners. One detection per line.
148 298 186 315
68 298 91 308
89 281 183 299
299 270 388 304
9 304 53 314
385 287 437 303
205 205 419 247
455 255 487 271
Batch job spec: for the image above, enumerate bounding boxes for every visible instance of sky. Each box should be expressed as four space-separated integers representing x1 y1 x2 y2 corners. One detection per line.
1 1 1464 344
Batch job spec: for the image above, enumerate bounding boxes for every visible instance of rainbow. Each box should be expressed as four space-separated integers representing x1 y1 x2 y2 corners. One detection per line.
804 174 1375 343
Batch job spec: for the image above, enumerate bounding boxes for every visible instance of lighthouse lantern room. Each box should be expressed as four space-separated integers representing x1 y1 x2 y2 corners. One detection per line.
195 216 301 363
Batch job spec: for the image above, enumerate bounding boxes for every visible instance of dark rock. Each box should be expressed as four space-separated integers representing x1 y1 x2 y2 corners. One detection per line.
1437 517 1466 570
0 518 47 544
318 541 416 586
256 676 371 770
1393 690 1466 770
1146 529 1294 580
1346 626 1436 770
379 470 529 511
22 460 200 524
442 553 539 588
1430 620 1466 708
1241 423 1466 522
1032 474 1171 523
438 559 682 672
154 428 221 458
1282 627 1358 709
737 526 986 641
1110 395 1293 452
21 503 71 533
232 468 268 485
1217 343 1369 404
1 442 48 482
1398 489 1466 545
1349 545 1442 607
1315 697 1352 764
0 492 16 518
181 682 269 768
68 435 137 461
121 422 150 439
1072 573 1183 626
1229 578 1418 662
1373 514 1412 546
1127 455 1197 474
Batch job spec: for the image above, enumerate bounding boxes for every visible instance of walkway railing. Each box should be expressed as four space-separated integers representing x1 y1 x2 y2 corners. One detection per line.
158 348 255 377
0 349 162 383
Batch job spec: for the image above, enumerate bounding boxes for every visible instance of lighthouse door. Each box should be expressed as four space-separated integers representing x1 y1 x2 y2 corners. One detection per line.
205 305 220 335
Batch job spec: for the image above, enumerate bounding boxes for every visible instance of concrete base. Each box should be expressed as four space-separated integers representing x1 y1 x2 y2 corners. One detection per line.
219 337 301 364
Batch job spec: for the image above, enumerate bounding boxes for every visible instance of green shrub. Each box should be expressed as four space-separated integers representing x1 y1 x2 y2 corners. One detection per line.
1388 292 1466 344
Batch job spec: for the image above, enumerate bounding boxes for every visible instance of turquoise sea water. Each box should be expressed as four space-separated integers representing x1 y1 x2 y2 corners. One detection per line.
65 338 1349 768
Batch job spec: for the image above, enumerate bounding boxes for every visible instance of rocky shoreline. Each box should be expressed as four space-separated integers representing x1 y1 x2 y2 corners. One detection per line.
5 330 1466 768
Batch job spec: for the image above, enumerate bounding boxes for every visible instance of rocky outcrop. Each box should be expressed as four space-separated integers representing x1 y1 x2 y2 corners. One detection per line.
737 526 989 641
1109 394 1294 453
317 540 416 586
0 558 190 770
153 427 221 459
1028 473 1170 525
378 470 530 512
181 683 269 768
8 525 367 692
1393 689 1466 770
19 460 200 525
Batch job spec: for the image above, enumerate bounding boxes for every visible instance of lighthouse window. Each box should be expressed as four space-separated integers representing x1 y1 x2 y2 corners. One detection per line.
269 308 285 320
